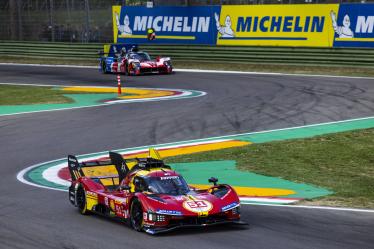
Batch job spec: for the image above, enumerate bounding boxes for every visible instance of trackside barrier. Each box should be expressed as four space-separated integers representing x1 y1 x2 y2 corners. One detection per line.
0 41 373 67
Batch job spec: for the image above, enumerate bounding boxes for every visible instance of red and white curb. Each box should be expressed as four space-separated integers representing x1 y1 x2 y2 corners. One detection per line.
17 138 301 205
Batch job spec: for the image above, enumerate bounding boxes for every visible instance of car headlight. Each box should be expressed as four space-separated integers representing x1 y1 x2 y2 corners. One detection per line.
147 212 166 222
132 62 140 68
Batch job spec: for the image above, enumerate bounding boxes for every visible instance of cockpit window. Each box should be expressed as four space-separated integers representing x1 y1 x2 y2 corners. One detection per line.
128 52 151 62
145 176 190 195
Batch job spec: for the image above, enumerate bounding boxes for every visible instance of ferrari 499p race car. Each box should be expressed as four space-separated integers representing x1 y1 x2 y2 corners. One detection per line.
99 44 172 75
68 149 246 234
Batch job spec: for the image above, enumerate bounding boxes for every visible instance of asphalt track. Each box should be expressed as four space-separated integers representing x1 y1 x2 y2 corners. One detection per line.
1 64 374 249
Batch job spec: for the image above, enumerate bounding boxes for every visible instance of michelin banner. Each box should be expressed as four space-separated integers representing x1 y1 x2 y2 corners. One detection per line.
113 4 374 48
332 4 374 48
113 6 220 45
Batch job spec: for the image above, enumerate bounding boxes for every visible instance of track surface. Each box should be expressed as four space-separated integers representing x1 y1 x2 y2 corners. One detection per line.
1 65 374 249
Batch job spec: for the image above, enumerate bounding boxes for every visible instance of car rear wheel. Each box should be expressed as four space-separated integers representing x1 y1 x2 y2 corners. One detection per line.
76 185 89 215
130 198 143 232
125 63 129 75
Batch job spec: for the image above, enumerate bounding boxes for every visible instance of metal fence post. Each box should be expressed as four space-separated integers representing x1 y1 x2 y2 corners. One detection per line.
84 0 90 43
16 0 23 40
9 0 17 40
49 0 55 42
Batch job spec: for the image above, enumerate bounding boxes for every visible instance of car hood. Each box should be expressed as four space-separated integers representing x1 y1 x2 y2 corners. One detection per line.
140 61 159 67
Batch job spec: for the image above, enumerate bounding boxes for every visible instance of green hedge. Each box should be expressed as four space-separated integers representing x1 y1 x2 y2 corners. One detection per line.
1 41 373 67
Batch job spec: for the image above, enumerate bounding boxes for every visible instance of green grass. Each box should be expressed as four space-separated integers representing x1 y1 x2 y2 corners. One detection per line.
166 128 374 209
0 85 133 105
0 85 75 105
1 56 374 77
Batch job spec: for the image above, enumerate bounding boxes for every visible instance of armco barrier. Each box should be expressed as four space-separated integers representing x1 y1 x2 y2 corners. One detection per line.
0 41 373 67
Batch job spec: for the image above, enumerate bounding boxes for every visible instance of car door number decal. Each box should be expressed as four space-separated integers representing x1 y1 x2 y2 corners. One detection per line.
183 200 213 213
186 201 207 208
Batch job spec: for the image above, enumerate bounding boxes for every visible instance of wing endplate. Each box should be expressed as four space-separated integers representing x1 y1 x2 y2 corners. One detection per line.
149 148 162 160
67 155 83 181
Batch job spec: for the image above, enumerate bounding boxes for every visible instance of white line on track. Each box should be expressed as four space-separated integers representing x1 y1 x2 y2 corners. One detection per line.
244 202 374 213
0 83 206 117
26 115 374 164
174 68 374 80
1 62 374 80
0 62 96 69
16 161 68 192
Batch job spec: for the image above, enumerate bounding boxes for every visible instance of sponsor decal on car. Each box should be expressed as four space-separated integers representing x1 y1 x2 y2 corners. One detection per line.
160 176 178 180
86 191 98 198
110 200 115 211
221 202 239 212
156 209 183 216
115 198 127 205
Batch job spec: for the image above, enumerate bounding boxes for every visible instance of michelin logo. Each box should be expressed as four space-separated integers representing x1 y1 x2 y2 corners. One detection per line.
115 12 132 35
330 11 353 38
331 10 374 39
356 16 374 34
215 12 235 37
117 14 211 33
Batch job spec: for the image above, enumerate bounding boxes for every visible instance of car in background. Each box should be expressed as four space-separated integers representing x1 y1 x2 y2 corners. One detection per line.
99 44 172 75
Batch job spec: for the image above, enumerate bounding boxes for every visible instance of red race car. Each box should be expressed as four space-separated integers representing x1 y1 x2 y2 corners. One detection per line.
100 45 173 75
68 149 246 234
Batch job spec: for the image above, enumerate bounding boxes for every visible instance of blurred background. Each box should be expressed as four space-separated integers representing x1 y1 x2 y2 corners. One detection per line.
1 0 372 43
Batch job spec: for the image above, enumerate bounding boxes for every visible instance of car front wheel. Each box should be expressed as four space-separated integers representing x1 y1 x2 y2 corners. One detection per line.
130 198 143 232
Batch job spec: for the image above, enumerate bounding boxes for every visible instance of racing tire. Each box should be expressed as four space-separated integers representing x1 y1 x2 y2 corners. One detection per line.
101 61 109 74
76 185 90 215
130 198 143 232
127 63 135 76
125 63 129 76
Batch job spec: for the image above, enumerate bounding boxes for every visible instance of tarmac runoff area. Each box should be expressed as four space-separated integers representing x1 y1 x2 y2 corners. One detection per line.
18 115 374 206
0 84 206 116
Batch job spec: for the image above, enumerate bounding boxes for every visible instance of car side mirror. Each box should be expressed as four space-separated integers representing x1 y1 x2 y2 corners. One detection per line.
208 177 218 186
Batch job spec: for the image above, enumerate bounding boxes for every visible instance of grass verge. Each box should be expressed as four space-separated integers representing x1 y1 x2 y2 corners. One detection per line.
0 85 130 105
166 128 374 209
0 85 76 105
1 56 374 77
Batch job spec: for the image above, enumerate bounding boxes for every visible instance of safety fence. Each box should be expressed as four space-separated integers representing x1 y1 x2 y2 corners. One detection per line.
0 41 373 67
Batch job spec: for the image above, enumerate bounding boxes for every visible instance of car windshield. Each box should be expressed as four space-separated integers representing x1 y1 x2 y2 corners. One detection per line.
129 52 151 62
145 175 190 195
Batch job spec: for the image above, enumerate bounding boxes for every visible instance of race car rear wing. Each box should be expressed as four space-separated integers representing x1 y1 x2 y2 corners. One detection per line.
67 148 170 182
98 43 138 57
109 151 128 184
67 155 83 181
